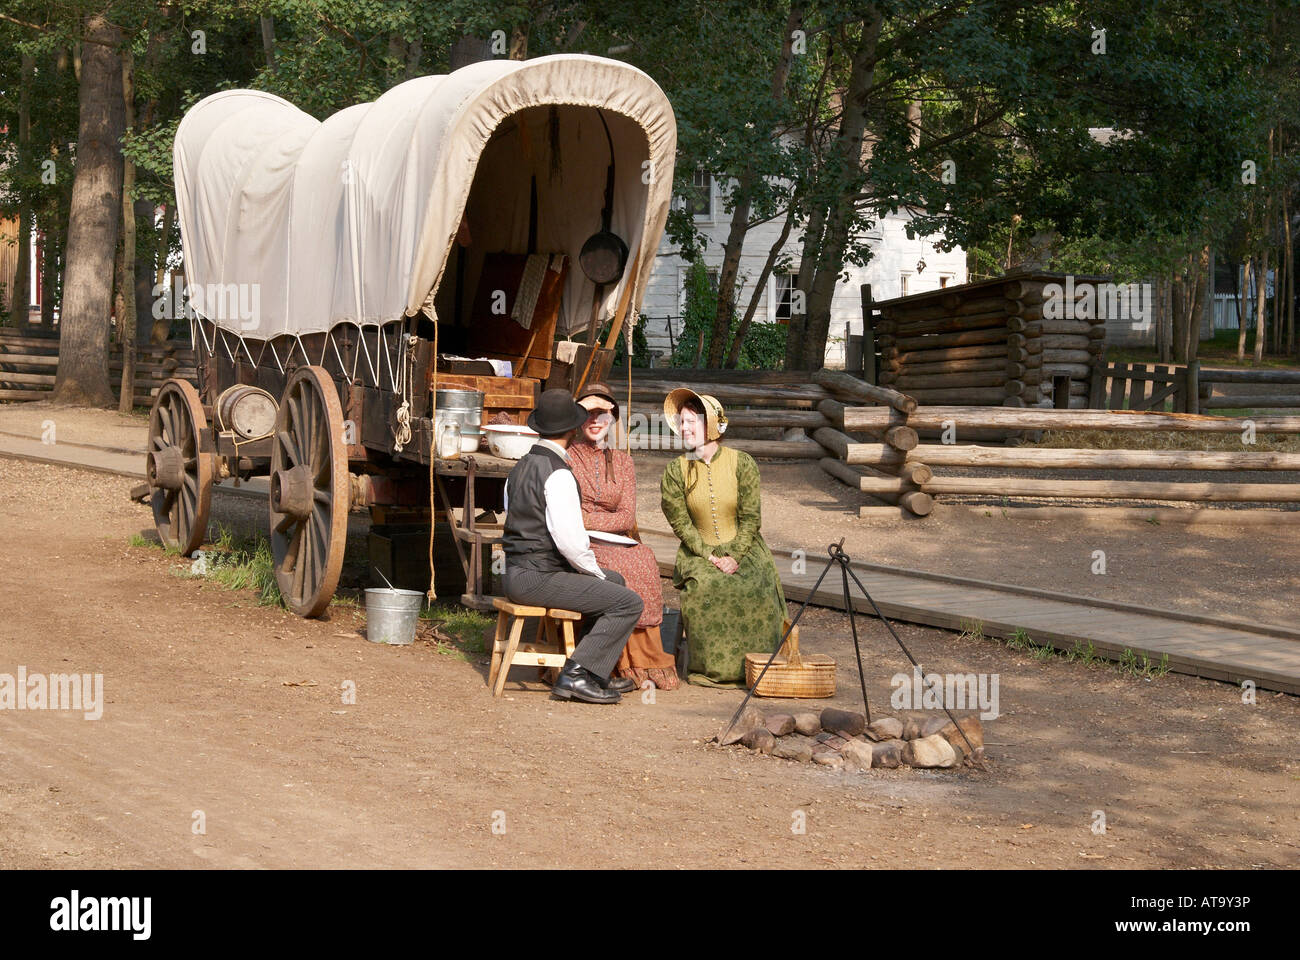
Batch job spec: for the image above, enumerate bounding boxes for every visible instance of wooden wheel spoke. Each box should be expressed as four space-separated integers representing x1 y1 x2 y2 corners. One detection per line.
313 486 331 505
310 507 328 576
274 510 296 535
278 429 301 468
312 399 328 474
291 523 309 601
160 402 175 445
294 389 310 447
175 485 187 536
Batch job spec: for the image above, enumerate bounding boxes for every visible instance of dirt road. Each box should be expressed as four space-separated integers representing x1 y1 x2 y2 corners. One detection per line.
0 456 1296 868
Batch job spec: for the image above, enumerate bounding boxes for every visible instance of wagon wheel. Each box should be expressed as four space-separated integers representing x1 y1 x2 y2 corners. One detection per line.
269 366 350 618
147 379 214 556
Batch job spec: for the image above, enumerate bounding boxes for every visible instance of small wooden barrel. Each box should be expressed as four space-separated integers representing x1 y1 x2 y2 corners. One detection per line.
744 623 836 699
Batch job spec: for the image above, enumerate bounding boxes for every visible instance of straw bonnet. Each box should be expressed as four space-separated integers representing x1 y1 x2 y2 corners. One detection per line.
664 387 728 442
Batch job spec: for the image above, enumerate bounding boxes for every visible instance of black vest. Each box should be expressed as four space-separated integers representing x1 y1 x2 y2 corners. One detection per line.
503 443 570 573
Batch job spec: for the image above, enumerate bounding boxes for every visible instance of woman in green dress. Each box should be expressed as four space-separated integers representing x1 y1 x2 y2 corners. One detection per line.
660 389 788 686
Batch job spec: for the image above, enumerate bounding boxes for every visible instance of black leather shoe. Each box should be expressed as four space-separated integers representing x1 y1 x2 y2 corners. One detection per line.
603 674 636 694
551 662 621 704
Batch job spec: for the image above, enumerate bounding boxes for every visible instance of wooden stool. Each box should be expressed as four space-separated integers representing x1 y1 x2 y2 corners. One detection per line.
488 599 582 697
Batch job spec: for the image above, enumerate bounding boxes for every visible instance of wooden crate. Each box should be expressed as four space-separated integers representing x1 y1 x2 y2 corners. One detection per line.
434 373 536 426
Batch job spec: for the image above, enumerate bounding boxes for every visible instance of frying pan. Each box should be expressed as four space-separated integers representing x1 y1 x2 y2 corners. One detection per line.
579 109 629 285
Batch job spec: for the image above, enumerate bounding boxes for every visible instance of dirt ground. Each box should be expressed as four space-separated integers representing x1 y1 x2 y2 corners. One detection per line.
0 454 1296 869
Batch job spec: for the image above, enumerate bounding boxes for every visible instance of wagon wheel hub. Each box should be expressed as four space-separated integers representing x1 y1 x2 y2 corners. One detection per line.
271 465 315 519
150 445 186 490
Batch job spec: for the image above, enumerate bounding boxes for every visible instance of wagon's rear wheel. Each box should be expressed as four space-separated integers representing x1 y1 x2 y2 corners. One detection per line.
269 366 349 618
147 379 213 555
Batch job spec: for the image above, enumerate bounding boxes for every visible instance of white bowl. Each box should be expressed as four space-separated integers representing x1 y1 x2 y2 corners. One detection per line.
459 429 482 454
483 424 539 459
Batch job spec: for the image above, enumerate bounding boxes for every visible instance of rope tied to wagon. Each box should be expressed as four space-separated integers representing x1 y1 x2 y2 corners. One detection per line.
392 333 418 453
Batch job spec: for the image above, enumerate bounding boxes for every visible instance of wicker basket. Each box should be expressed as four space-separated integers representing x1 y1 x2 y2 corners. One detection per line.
744 622 836 699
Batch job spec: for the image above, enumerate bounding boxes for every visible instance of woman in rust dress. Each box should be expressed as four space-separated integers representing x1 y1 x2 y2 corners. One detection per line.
567 383 680 690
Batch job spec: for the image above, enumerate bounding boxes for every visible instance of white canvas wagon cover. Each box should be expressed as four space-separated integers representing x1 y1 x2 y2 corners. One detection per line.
173 54 676 341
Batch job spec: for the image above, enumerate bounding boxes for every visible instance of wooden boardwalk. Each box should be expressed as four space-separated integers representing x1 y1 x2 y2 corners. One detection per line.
640 529 1300 695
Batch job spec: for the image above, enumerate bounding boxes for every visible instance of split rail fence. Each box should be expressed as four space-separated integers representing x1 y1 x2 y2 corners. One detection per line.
0 327 196 407
1101 361 1300 413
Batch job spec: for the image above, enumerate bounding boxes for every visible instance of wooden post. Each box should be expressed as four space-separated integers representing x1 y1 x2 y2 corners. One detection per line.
1183 359 1200 415
860 283 876 385
1088 362 1105 409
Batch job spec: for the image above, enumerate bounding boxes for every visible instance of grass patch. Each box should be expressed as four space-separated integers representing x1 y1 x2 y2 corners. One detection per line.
128 532 182 556
1118 647 1171 679
176 524 283 608
958 618 985 642
420 603 493 659
417 603 494 661
986 627 1169 680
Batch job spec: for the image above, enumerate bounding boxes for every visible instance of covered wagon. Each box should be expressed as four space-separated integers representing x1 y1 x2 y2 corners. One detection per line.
146 54 676 615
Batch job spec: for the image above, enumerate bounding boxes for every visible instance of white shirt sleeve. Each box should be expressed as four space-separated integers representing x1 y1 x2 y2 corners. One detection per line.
543 469 605 579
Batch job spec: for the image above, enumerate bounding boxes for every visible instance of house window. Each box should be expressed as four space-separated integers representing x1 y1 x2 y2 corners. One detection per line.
939 275 951 288
899 272 911 297
774 272 799 323
688 169 714 220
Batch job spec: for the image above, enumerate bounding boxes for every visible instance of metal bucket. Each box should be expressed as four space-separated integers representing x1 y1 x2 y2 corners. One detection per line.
364 587 424 645
435 389 484 429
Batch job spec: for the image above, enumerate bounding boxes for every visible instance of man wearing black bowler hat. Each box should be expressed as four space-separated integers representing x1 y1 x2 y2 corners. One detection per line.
501 388 643 704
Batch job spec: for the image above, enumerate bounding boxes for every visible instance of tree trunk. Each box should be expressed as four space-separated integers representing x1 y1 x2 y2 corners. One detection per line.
40 199 62 328
118 47 137 413
133 197 155 344
707 2 803 367
726 201 798 368
509 25 528 60
405 37 422 79
1237 258 1250 360
785 34 838 369
1254 251 1268 363
9 53 35 327
260 16 276 72
151 204 175 343
786 202 826 368
1286 188 1295 356
1177 247 1206 363
52 13 124 408
1164 270 1175 361
450 35 493 70
1272 239 1282 353
795 10 884 370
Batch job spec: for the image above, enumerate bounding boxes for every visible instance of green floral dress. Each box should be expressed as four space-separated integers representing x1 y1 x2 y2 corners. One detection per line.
660 446 788 686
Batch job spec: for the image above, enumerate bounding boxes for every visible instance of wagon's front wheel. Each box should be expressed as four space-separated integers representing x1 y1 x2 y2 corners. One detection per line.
269 366 349 618
147 379 214 556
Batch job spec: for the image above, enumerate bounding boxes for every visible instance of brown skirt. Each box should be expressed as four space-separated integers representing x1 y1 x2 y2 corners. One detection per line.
614 625 680 691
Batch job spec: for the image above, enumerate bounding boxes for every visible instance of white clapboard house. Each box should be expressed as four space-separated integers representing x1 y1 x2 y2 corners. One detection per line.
636 168 968 365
